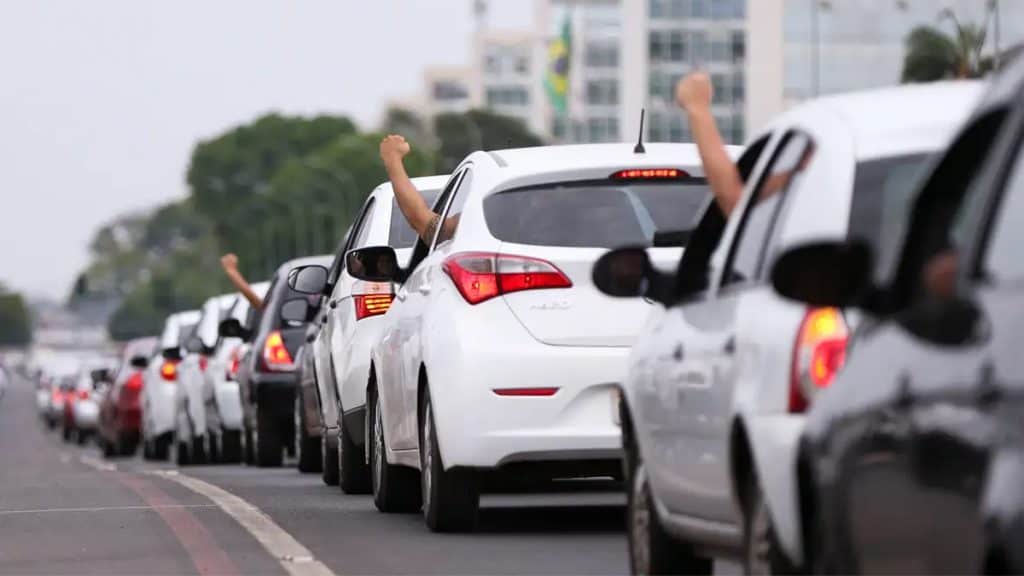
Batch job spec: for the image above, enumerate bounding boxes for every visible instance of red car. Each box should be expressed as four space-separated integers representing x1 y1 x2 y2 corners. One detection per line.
98 337 158 457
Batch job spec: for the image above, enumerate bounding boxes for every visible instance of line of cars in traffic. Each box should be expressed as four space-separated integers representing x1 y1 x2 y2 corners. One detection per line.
28 58 1024 574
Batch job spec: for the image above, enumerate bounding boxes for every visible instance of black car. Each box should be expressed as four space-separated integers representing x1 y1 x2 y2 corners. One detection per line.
771 58 1024 573
220 254 332 467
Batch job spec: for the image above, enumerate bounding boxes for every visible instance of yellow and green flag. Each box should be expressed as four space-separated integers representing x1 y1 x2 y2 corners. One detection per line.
545 16 572 115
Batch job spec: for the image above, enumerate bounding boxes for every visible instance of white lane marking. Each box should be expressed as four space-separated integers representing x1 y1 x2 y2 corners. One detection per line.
0 504 217 516
79 454 117 472
151 470 334 576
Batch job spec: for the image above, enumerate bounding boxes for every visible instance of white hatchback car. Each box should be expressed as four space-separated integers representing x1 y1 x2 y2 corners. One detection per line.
141 309 200 460
175 287 268 466
291 175 447 491
593 81 982 574
342 143 734 532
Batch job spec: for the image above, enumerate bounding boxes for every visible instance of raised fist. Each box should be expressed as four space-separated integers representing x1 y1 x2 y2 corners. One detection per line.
220 253 239 273
676 71 713 114
380 134 411 163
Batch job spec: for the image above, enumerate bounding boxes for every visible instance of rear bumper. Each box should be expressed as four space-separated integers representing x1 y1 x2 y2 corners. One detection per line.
429 339 626 470
74 401 100 430
146 381 177 438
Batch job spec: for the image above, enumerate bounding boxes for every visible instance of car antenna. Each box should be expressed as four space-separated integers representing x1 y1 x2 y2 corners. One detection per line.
634 108 646 154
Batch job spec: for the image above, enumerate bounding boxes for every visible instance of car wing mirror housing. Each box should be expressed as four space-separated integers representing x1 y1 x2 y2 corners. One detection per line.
770 240 874 308
288 265 329 295
347 246 400 282
218 318 250 340
592 246 674 305
280 298 312 324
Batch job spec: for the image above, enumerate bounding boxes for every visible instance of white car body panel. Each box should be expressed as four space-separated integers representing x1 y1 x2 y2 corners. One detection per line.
371 143 735 473
625 81 983 562
142 310 200 441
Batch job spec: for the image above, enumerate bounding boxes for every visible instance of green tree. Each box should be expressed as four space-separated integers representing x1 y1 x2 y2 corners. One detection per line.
902 14 989 83
433 109 545 172
0 284 32 347
381 106 433 150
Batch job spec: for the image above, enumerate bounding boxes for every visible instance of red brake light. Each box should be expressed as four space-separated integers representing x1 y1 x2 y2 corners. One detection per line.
789 307 848 413
227 349 241 380
199 356 209 372
442 252 572 305
493 387 559 397
77 389 90 400
160 360 179 382
52 389 63 402
262 331 295 372
611 168 688 180
354 294 395 320
125 373 143 391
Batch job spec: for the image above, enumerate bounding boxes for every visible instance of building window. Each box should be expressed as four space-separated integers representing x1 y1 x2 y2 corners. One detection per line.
649 31 665 62
733 72 745 102
433 80 468 102
650 0 667 18
689 31 708 63
731 31 745 61
586 79 619 105
585 42 619 68
691 0 708 18
486 86 529 107
669 31 686 62
711 38 729 62
712 73 728 104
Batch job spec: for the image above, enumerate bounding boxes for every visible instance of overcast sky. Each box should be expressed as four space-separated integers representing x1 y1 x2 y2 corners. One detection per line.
0 1 530 299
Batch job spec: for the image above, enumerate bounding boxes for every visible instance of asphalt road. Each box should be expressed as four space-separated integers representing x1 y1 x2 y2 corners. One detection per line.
0 374 739 575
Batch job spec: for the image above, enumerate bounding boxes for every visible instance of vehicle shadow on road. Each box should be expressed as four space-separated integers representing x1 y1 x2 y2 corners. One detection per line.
475 504 625 534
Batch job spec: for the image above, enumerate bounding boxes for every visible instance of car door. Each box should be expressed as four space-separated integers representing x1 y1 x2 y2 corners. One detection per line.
386 170 467 450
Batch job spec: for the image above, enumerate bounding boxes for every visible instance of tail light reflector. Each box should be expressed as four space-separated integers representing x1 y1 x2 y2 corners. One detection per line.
199 356 209 372
262 331 295 372
789 307 848 413
354 294 395 320
227 348 242 380
160 360 179 382
493 387 560 397
442 252 572 305
77 389 90 400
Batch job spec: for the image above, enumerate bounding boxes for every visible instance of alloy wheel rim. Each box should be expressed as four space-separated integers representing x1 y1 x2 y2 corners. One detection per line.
630 467 651 576
422 401 433 511
372 397 384 493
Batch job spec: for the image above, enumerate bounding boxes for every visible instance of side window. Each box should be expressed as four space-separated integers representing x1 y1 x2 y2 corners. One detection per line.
431 168 473 250
404 170 464 274
979 140 1024 285
723 131 815 287
672 134 771 300
352 199 377 250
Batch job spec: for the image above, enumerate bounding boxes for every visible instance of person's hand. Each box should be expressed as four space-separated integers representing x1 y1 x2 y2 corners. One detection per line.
380 135 411 164
676 71 713 115
923 250 959 299
220 253 239 274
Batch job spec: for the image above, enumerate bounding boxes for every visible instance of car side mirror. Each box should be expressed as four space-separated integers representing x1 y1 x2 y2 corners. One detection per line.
770 240 874 308
288 265 329 295
130 356 149 369
280 298 311 324
592 247 673 305
161 347 182 361
218 318 250 340
90 368 112 384
347 246 399 282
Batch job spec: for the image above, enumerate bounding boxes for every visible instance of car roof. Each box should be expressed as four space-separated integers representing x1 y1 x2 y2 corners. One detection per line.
485 143 740 181
374 174 451 197
170 309 201 324
770 80 984 161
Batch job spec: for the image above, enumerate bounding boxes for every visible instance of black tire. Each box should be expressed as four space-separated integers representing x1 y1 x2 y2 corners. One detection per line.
62 422 72 442
321 430 340 486
191 436 207 465
744 477 801 575
76 429 89 446
339 413 371 494
119 435 138 457
420 390 479 532
102 435 116 458
221 430 243 464
143 437 155 460
243 425 255 465
296 394 321 473
175 438 192 466
369 388 421 513
255 404 283 468
627 451 710 575
154 432 172 461
207 433 221 464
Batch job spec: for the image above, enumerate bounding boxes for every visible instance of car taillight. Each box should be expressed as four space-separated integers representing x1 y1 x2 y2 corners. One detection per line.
52 389 63 402
789 307 848 413
442 252 572 305
160 360 179 382
125 373 143 391
355 294 394 320
262 331 295 372
199 356 209 372
77 389 90 400
227 349 241 380
610 168 689 181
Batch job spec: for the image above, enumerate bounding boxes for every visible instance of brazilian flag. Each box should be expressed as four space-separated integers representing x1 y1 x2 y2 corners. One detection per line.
545 15 571 115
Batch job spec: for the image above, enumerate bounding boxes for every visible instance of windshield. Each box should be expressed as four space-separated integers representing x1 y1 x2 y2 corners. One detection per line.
389 190 441 247
177 322 198 348
849 153 931 281
483 179 709 248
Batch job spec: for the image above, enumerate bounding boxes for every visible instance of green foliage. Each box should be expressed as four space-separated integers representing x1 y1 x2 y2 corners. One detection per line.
0 286 31 347
433 109 544 172
902 19 990 83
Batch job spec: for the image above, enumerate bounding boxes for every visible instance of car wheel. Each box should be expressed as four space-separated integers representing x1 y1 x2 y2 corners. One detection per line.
321 429 340 486
143 437 155 460
102 435 116 458
62 422 72 442
243 424 255 465
175 437 192 466
339 413 370 494
255 403 283 467
220 429 243 464
191 435 208 465
295 394 321 473
369 389 421 513
627 456 710 575
75 428 89 446
420 390 479 532
744 476 801 575
154 431 172 461
207 433 221 464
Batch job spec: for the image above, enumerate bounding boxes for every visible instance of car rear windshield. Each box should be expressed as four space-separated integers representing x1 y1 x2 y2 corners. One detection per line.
849 153 931 279
177 322 198 348
483 179 709 248
389 191 441 247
